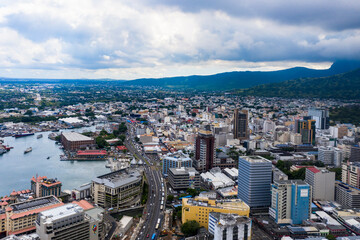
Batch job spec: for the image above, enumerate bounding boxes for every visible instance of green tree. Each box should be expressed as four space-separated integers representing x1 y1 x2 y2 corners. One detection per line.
181 220 200 237
326 234 336 240
167 195 174 202
24 110 33 116
96 136 108 148
186 188 197 197
329 167 342 180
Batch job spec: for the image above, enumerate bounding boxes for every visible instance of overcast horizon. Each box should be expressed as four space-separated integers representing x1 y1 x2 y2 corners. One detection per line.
0 0 359 80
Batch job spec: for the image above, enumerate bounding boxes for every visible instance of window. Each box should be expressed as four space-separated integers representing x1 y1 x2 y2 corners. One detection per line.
223 228 227 240
233 226 238 240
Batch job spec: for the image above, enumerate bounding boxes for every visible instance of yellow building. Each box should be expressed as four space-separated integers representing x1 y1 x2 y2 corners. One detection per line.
182 197 250 229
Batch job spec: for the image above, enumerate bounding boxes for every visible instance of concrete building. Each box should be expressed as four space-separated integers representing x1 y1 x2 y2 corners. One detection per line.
238 156 272 208
162 151 192 177
60 132 95 151
36 203 104 240
208 212 252 240
295 119 316 146
308 108 329 130
168 167 200 190
200 168 235 190
182 197 250 229
350 145 360 162
269 180 312 224
194 130 216 173
334 148 343 167
305 167 335 201
335 181 360 208
233 109 249 141
0 196 64 236
91 168 143 209
318 147 334 165
30 176 62 198
341 162 360 188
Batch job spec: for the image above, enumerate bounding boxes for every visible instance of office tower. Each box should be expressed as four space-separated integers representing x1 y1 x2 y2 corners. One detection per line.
208 212 252 240
308 108 329 129
162 151 192 176
182 197 249 229
305 167 335 201
233 109 249 141
269 180 312 224
350 145 360 162
91 169 143 209
168 167 200 190
36 203 104 240
238 156 272 208
295 119 316 145
194 130 215 173
334 148 344 167
318 146 335 165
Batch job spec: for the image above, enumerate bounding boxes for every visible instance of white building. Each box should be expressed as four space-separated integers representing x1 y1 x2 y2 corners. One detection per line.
208 212 251 240
318 146 334 165
305 167 335 201
36 203 104 240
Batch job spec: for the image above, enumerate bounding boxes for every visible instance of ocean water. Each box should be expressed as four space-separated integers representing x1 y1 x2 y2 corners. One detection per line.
0 127 109 197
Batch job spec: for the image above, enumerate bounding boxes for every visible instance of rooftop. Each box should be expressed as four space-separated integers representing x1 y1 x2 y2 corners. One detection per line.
39 203 84 223
10 195 61 214
240 155 271 164
61 132 93 142
210 212 251 226
183 197 249 211
169 167 198 175
92 168 142 189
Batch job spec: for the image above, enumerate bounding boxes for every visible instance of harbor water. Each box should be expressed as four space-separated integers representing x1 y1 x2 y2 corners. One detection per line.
0 127 110 197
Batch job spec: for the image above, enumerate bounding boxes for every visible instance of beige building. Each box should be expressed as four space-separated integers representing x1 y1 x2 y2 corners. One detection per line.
91 168 143 209
342 162 360 188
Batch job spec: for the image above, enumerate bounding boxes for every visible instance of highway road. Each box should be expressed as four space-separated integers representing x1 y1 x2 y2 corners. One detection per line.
125 122 165 239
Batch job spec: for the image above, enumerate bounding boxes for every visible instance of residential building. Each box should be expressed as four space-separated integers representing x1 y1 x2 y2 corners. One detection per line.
341 162 360 188
305 167 335 201
233 109 249 141
308 108 329 130
30 176 62 198
0 196 64 236
335 181 360 208
91 168 143 209
60 132 95 151
269 180 312 224
168 167 200 190
194 130 216 173
182 197 250 229
208 212 252 240
36 203 104 240
162 151 192 177
238 156 272 208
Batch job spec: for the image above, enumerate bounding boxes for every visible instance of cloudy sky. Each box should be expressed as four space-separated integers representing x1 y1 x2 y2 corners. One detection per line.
0 0 359 79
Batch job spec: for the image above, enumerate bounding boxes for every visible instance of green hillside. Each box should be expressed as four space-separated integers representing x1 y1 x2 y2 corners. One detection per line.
242 68 360 99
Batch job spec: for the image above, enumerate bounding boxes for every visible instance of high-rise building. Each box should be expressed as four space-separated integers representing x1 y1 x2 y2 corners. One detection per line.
36 203 104 240
334 148 344 167
194 130 215 173
237 156 272 208
208 212 252 240
233 109 249 141
350 145 360 162
269 180 312 224
295 119 316 145
308 108 329 130
305 167 335 201
162 151 192 176
182 197 250 229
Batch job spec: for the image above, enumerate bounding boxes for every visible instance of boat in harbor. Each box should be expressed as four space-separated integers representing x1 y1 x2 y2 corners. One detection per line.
24 147 32 154
60 155 68 161
37 134 43 139
14 132 35 138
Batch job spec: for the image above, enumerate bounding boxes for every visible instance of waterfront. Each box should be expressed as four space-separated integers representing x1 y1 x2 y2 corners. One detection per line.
0 127 110 197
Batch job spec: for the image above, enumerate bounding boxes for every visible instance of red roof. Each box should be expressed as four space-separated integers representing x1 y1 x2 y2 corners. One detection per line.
77 150 107 155
10 202 64 220
73 200 94 210
0 214 5 220
116 146 127 150
307 167 320 173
